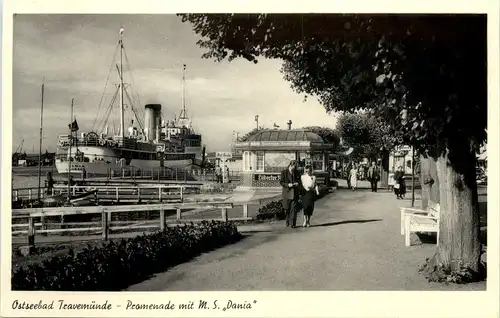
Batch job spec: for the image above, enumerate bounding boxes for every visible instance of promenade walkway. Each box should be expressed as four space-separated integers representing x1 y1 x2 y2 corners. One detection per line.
127 181 485 291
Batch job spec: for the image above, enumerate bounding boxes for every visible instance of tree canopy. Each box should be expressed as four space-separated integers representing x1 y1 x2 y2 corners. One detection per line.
335 113 400 161
179 14 487 169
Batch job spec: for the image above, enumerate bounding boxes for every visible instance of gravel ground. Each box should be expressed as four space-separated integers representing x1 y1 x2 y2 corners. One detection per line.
127 183 486 291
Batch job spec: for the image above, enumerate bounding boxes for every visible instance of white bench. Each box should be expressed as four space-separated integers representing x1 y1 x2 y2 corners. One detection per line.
400 201 440 247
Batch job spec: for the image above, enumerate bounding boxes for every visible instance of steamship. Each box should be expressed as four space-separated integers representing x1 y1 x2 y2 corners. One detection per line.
55 27 204 175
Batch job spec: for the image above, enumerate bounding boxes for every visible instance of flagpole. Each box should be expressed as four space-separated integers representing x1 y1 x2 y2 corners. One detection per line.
37 82 44 202
67 98 74 202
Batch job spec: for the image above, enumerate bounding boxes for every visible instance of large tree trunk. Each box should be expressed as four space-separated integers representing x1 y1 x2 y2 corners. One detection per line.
420 155 431 209
419 154 440 209
429 157 440 204
433 148 481 272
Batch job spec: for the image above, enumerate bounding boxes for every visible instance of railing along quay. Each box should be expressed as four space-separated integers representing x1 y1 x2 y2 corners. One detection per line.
11 184 212 206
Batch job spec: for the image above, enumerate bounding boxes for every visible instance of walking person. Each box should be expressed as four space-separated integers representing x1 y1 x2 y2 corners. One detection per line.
280 160 302 228
224 165 230 183
367 161 380 192
349 163 359 191
215 165 222 183
301 165 320 227
345 163 352 189
393 166 407 199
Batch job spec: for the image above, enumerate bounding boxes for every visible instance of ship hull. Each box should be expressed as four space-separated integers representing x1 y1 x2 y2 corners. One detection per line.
55 158 193 175
55 145 194 175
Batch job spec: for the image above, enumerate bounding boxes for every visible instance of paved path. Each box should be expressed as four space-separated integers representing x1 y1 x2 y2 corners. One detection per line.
127 186 485 291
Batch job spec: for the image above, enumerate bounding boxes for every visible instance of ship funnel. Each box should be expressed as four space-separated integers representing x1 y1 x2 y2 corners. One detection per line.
144 104 162 142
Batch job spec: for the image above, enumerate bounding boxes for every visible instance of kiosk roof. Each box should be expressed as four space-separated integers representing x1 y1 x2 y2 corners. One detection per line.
246 129 324 143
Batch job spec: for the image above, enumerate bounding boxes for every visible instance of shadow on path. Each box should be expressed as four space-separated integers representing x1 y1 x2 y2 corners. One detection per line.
310 219 382 228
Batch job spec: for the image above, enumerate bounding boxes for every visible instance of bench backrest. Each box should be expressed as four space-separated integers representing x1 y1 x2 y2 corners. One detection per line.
427 201 440 219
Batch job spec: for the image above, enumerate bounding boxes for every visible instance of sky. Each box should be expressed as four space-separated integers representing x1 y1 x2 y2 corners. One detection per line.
12 14 338 153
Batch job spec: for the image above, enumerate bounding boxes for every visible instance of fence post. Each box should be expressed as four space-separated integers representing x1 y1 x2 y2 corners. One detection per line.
243 204 249 219
116 187 119 203
176 208 182 221
221 208 228 222
180 186 184 203
14 190 18 202
159 186 163 202
160 207 165 231
27 216 35 248
102 209 109 241
28 189 32 201
137 187 141 203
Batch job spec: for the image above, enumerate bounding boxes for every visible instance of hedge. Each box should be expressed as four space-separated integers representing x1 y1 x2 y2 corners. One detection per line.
12 221 241 291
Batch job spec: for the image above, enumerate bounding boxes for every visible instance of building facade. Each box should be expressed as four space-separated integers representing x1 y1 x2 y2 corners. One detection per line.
232 129 334 189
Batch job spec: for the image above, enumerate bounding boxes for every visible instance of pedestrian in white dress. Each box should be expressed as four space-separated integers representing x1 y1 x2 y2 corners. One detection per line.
350 164 359 191
300 165 320 227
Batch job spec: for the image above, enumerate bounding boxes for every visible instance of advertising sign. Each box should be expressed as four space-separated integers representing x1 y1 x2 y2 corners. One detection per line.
254 174 280 181
216 152 233 160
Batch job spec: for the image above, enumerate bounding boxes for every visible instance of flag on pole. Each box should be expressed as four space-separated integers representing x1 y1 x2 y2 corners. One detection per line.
255 115 258 122
69 119 79 132
119 27 125 35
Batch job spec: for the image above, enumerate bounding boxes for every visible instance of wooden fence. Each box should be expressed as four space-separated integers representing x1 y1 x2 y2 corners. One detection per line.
12 201 255 249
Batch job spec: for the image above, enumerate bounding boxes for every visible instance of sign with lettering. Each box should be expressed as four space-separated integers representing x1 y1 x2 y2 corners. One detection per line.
216 152 233 160
254 174 280 181
248 141 311 147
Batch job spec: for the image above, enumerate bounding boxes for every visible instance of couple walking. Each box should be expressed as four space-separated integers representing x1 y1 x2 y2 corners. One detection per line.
280 160 320 228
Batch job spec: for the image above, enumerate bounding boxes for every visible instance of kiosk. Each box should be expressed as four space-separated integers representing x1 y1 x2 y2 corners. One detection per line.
232 129 334 190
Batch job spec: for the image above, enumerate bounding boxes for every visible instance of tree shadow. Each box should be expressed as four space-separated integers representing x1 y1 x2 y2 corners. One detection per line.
240 229 272 234
310 219 382 227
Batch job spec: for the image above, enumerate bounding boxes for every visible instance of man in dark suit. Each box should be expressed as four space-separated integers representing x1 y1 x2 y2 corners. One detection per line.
367 161 380 192
280 160 302 228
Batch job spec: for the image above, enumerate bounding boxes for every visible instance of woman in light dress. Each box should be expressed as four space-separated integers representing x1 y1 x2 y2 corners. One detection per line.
301 165 320 227
349 163 359 191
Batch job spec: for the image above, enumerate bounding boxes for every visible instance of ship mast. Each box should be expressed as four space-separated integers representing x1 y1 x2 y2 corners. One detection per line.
119 27 125 140
180 64 187 120
37 82 44 202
